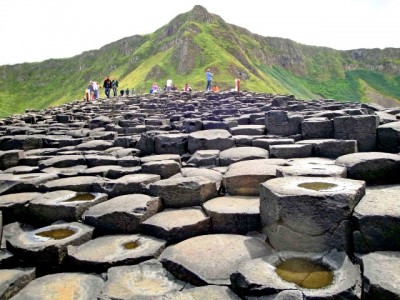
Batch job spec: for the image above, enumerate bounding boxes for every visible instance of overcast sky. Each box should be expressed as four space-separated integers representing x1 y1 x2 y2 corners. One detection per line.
1 0 399 66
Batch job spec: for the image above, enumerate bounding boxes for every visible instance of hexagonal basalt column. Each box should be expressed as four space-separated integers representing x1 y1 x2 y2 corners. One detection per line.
333 115 379 152
231 250 361 299
353 185 400 252
203 196 260 234
148 176 218 208
67 234 166 273
101 260 185 299
223 159 286 196
0 268 35 299
29 190 108 225
358 251 400 300
265 110 303 136
188 129 234 154
159 234 273 285
6 222 93 269
11 273 104 300
260 177 365 252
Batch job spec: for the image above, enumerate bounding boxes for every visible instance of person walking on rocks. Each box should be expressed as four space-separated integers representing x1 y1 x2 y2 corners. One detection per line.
87 81 95 101
92 81 99 99
151 82 159 93
166 78 172 93
103 76 112 98
112 78 119 97
205 69 213 91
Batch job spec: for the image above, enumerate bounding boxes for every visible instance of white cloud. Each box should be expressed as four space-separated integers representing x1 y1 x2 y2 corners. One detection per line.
1 0 399 65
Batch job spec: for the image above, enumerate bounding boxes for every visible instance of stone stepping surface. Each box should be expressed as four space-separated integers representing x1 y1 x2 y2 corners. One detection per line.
141 207 210 243
148 176 218 208
7 222 93 271
162 285 241 299
101 259 186 299
203 196 260 234
83 194 162 234
92 173 160 198
0 173 58 195
174 167 223 190
353 184 400 252
10 272 104 300
358 251 400 300
29 190 108 225
335 151 400 184
0 192 41 224
297 138 357 158
159 234 273 285
223 158 286 196
219 146 269 166
67 234 166 273
276 162 347 178
0 268 35 299
1 92 400 298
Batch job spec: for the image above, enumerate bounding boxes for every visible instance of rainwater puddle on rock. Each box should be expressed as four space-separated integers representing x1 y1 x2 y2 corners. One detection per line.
276 258 333 289
19 175 38 179
63 193 96 202
36 228 76 240
298 182 338 191
123 241 140 250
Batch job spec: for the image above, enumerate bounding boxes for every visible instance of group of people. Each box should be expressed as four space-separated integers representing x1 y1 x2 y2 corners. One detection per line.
101 76 134 99
149 80 192 94
88 68 219 101
85 81 100 101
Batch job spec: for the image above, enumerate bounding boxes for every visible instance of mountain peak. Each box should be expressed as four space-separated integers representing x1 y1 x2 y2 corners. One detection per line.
187 5 217 23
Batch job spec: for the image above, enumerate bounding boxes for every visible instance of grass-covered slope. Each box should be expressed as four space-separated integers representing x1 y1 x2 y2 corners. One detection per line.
1 5 399 118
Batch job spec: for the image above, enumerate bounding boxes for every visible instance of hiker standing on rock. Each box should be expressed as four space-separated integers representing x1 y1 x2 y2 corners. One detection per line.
166 78 172 92
88 81 95 101
112 78 119 97
205 69 213 91
92 81 99 99
103 76 112 98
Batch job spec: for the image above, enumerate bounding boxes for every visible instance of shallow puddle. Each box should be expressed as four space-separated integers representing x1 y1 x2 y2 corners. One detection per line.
36 228 76 240
63 193 96 202
298 182 338 191
123 241 140 250
19 175 38 179
275 258 333 289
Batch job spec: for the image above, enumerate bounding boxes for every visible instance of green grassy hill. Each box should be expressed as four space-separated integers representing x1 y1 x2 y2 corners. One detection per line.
1 5 399 118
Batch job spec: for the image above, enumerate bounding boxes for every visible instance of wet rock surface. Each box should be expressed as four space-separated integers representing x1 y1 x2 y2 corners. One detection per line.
67 234 166 272
1 92 399 298
231 250 362 299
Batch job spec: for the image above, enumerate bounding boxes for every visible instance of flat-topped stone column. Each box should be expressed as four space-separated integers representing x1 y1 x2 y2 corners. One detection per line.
260 176 365 252
333 115 379 151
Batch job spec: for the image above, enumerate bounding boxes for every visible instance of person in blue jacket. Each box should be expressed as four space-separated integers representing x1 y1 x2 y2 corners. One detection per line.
205 69 213 91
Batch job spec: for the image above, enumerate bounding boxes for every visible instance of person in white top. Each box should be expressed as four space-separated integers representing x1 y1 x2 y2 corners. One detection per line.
166 78 172 92
92 81 99 99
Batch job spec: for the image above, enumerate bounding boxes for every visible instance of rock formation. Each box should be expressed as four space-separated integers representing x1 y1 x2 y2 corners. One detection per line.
0 90 400 299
